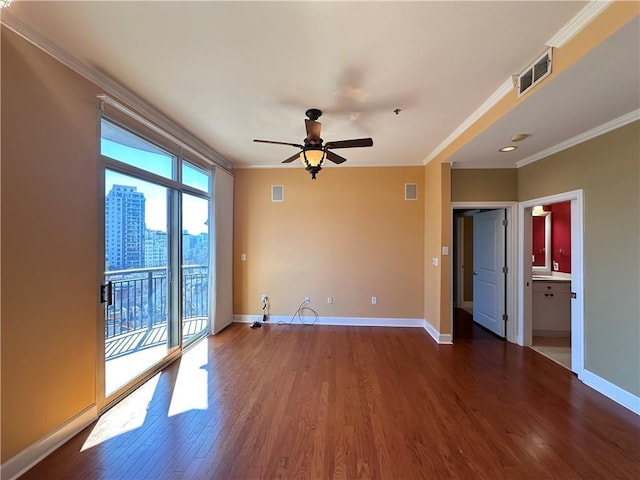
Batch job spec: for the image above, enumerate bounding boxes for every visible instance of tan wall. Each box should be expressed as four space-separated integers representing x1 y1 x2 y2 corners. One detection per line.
423 161 451 333
233 167 425 319
518 121 640 396
451 168 517 202
1 28 100 460
439 164 452 334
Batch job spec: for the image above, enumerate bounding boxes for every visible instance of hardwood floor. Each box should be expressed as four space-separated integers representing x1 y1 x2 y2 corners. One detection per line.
20 311 639 479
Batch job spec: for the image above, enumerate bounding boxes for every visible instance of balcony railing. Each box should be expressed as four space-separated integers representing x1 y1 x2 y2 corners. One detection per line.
105 265 209 340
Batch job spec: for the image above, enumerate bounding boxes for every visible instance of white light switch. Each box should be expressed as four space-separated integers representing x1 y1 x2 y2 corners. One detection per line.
442 246 449 255
241 253 246 261
432 257 439 267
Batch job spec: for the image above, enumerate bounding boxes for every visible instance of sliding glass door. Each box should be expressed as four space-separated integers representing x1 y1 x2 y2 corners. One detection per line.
104 170 177 396
100 118 212 404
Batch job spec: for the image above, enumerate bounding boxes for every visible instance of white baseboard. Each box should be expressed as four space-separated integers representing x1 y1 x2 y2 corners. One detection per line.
233 314 423 328
233 314 453 345
580 369 640 415
532 329 571 338
1 404 98 480
423 318 453 344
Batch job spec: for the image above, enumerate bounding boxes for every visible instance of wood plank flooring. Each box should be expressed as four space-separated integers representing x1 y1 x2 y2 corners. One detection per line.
20 311 640 479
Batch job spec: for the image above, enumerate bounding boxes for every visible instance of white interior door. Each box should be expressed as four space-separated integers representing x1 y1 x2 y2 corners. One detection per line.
473 209 506 337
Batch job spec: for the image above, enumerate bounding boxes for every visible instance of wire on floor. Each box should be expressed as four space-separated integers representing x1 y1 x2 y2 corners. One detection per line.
278 301 319 326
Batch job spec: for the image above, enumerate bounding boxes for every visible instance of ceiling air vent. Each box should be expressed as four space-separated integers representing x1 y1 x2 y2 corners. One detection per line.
518 48 552 97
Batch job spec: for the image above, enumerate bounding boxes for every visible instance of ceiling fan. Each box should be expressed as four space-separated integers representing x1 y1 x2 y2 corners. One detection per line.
253 108 373 179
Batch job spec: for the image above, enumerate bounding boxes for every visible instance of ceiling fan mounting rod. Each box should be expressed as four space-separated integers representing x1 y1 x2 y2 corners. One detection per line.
305 108 322 121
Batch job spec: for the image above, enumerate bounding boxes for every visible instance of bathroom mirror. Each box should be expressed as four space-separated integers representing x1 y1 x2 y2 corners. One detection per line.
532 209 552 274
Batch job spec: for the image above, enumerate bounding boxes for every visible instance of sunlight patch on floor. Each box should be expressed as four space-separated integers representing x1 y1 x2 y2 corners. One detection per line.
168 339 209 416
81 373 161 451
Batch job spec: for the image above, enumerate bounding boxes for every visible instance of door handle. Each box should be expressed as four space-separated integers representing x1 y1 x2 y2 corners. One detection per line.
100 281 113 305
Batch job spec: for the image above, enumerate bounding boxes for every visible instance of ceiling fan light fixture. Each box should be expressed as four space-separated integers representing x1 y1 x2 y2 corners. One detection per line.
300 147 326 180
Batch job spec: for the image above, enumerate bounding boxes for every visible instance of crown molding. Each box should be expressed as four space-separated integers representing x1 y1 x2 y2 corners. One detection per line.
423 77 513 165
424 0 613 167
516 109 640 168
1 11 233 171
546 0 614 48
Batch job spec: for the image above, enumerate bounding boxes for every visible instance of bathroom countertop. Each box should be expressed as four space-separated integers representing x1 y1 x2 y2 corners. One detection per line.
532 274 571 282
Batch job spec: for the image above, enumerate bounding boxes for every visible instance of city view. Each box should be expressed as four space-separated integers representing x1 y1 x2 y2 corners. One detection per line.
105 183 210 347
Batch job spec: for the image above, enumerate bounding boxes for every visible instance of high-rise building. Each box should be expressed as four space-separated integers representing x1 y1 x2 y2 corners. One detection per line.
145 230 168 267
106 185 146 270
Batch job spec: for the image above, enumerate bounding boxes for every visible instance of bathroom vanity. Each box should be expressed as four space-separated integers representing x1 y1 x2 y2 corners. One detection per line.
532 275 571 337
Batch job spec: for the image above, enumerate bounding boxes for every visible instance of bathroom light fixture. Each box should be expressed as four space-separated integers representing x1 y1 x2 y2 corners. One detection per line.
499 145 517 152
0 0 12 8
532 205 545 214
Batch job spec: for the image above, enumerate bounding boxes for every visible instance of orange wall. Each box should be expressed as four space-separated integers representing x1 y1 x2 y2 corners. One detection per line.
422 161 451 333
1 27 99 460
233 167 425 319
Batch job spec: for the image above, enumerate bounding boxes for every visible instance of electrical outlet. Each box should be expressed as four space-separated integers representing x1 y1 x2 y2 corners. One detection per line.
304 296 310 304
327 296 333 304
261 294 267 302
371 296 377 305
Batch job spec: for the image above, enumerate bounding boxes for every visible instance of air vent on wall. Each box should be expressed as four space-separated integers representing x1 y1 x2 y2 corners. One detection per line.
518 48 552 97
271 185 283 202
405 183 418 200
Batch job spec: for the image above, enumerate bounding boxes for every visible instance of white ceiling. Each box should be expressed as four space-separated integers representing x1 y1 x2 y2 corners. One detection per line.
4 1 638 170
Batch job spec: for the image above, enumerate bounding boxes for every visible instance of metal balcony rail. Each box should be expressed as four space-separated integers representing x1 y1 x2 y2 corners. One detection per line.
105 265 208 339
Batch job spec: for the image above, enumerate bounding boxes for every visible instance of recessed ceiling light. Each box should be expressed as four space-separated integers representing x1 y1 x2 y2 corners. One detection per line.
499 146 517 153
511 134 529 142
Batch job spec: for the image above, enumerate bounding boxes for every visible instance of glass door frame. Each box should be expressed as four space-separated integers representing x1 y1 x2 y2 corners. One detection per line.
97 131 213 412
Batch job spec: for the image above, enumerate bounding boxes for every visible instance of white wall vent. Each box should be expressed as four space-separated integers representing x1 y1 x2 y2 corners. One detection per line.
271 185 283 202
517 48 552 97
405 183 418 200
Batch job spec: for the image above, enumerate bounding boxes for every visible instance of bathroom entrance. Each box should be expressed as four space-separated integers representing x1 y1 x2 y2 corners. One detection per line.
520 190 584 376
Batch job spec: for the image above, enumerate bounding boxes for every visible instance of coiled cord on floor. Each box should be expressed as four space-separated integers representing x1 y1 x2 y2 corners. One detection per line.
278 301 319 326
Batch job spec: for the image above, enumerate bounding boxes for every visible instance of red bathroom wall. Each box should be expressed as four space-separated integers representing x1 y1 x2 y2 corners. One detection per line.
551 201 571 273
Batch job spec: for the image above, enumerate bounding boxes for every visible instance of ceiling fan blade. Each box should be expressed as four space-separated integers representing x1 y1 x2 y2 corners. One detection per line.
281 152 301 164
254 139 303 148
325 150 347 165
305 119 322 141
325 138 373 149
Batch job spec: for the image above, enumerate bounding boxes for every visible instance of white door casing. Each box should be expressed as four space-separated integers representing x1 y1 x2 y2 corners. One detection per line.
473 209 506 337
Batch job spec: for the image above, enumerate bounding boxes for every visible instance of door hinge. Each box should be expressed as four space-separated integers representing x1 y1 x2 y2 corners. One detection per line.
502 218 508 227
570 292 577 299
502 266 508 274
502 313 508 322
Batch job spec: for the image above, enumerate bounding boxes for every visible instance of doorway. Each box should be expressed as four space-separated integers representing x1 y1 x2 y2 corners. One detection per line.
519 190 584 376
452 202 518 343
99 117 213 408
529 201 572 370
